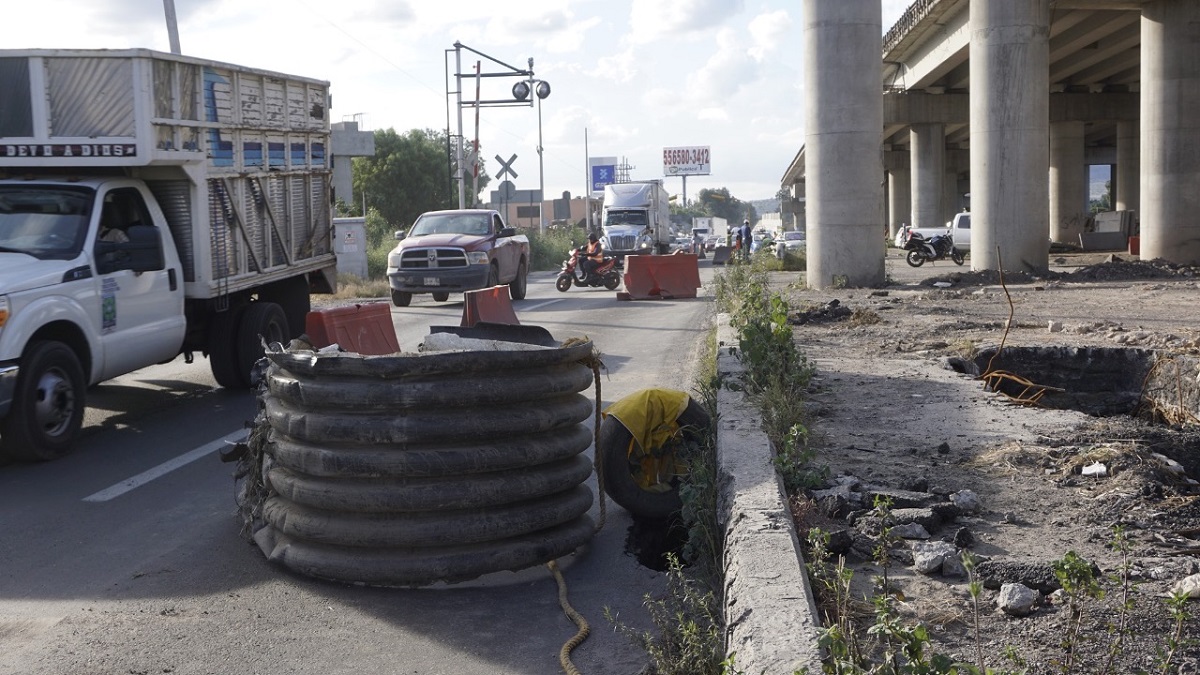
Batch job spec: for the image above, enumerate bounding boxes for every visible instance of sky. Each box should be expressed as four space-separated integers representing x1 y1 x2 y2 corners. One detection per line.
6 0 912 204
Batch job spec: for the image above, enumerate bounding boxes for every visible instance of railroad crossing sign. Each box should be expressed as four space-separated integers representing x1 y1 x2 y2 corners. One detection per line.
495 153 518 180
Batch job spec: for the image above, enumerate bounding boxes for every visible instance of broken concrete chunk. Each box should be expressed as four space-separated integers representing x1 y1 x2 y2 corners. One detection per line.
951 489 982 514
1082 461 1108 477
1170 573 1200 599
912 540 958 574
891 523 931 540
942 552 967 578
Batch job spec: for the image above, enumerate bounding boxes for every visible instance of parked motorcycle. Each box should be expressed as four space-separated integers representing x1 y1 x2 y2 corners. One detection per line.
555 246 622 292
904 232 964 267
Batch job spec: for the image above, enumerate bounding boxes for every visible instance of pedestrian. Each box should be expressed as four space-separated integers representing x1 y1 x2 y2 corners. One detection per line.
739 219 752 260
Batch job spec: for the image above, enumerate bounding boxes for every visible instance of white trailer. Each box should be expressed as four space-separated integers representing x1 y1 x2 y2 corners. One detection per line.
0 48 337 460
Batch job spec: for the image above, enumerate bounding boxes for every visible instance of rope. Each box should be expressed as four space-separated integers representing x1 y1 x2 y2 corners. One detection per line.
547 559 590 675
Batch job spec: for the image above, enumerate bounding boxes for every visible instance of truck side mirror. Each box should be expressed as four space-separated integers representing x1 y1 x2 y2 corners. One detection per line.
394 229 406 240
499 227 516 238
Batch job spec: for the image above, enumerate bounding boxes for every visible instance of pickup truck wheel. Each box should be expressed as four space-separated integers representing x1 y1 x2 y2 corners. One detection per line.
486 264 499 288
0 341 86 461
597 397 710 519
237 302 287 387
208 306 246 389
431 292 450 302
391 290 411 307
508 261 528 300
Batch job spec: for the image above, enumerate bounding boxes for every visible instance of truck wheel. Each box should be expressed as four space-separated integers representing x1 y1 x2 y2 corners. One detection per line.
208 306 246 389
263 276 310 339
432 292 450 302
391 290 411 307
486 264 499 288
0 341 86 461
237 302 288 387
509 261 528 301
597 397 710 519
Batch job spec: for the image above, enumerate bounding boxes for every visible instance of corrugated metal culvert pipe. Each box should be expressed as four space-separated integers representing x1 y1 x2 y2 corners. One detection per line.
239 336 598 587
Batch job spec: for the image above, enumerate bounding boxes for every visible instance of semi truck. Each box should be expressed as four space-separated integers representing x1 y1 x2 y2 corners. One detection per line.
600 180 671 263
0 49 338 461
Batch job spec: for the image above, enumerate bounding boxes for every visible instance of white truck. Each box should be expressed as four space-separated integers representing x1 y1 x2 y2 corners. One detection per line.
600 180 671 263
0 49 337 461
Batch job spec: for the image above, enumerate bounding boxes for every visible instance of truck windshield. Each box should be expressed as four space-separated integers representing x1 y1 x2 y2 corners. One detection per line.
605 211 647 228
0 186 94 260
410 213 492 237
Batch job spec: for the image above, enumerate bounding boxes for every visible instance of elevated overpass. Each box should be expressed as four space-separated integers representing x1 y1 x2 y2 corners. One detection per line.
782 1 1198 287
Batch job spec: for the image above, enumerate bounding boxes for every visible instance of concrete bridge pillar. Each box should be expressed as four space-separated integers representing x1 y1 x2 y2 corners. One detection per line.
910 123 945 230
887 168 911 238
803 0 884 288
1140 1 1200 263
1115 120 1139 213
1049 121 1088 244
969 0 1051 272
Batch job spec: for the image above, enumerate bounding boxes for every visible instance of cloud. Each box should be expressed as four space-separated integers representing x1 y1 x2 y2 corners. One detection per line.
747 9 792 61
685 28 759 101
628 0 745 44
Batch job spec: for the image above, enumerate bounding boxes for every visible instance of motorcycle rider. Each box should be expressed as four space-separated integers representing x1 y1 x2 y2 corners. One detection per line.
581 232 604 282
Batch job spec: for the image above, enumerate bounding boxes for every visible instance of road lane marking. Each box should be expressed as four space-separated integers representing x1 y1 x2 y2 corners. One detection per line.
83 430 246 502
522 299 564 312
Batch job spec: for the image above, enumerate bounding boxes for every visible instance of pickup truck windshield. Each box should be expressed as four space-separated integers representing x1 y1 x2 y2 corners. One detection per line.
410 213 492 237
0 186 93 260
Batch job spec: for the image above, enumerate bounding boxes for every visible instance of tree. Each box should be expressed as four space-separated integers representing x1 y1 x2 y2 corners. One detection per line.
697 187 754 225
351 128 491 231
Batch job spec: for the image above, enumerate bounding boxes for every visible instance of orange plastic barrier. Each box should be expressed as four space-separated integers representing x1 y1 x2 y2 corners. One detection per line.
619 254 702 300
305 302 400 355
461 285 520 327
1128 236 1140 256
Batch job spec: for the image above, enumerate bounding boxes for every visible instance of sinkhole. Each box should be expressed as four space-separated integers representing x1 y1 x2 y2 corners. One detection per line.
950 346 1200 422
624 515 688 571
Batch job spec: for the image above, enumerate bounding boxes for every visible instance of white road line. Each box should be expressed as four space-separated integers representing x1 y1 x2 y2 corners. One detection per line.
522 299 564 312
83 430 246 502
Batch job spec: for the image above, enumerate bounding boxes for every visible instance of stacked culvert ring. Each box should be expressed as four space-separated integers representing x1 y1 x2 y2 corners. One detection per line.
250 340 597 586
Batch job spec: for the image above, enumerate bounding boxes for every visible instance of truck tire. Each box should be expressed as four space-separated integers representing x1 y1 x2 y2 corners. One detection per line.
509 261 528 300
262 276 311 339
597 397 710 519
486 264 499 288
0 341 86 461
208 306 246 389
237 302 288 386
432 292 450 302
391 290 411 307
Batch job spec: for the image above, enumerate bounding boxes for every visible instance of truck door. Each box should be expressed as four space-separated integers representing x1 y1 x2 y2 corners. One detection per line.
491 213 518 278
91 187 186 379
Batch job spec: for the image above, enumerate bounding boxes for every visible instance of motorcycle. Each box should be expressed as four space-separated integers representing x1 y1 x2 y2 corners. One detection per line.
555 246 622 292
904 231 964 267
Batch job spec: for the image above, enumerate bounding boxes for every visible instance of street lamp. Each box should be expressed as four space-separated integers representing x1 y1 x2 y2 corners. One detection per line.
512 64 551 234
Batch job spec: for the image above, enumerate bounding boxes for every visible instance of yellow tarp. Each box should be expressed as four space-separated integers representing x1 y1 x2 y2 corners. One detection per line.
602 388 691 455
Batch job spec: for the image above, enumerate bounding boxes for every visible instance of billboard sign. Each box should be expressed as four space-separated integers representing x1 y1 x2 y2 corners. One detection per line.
589 156 617 196
663 146 710 176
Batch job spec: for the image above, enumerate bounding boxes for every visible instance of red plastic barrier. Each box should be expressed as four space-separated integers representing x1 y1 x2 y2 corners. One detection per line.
305 302 400 355
620 254 702 300
461 285 520 327
1128 236 1140 256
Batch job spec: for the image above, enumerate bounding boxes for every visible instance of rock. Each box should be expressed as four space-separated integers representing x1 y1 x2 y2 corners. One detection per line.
912 540 959 575
950 527 975 548
889 507 941 530
902 476 930 492
1047 589 1068 605
937 442 951 454
1048 320 1064 333
998 583 1039 616
951 489 982 514
891 523 931 540
1170 573 1200 599
942 552 967 578
930 502 963 523
826 529 854 555
976 560 1061 594
860 485 936 509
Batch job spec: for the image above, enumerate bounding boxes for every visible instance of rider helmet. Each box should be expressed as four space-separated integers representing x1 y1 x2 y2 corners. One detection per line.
588 232 598 243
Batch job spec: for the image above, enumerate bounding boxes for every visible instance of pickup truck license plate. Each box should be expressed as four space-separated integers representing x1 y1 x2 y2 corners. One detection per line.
424 277 440 286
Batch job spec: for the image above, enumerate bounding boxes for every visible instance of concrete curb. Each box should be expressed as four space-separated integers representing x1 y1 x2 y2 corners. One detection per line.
715 316 824 674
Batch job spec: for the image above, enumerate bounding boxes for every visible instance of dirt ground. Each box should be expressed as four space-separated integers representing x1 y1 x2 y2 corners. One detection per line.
774 249 1200 674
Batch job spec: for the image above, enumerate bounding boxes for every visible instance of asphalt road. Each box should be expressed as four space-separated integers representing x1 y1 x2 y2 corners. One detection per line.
0 262 717 675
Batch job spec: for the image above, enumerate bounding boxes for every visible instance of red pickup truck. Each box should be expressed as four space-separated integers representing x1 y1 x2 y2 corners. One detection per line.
386 209 530 307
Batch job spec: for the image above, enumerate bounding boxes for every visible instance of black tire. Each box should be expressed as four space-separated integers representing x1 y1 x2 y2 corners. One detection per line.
262 276 310 339
603 271 621 291
432 292 450 302
236 302 288 388
905 250 925 267
391 290 411 307
0 341 86 461
208 305 246 388
486 264 499 288
555 274 572 293
509 260 528 300
952 250 965 266
598 397 711 519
